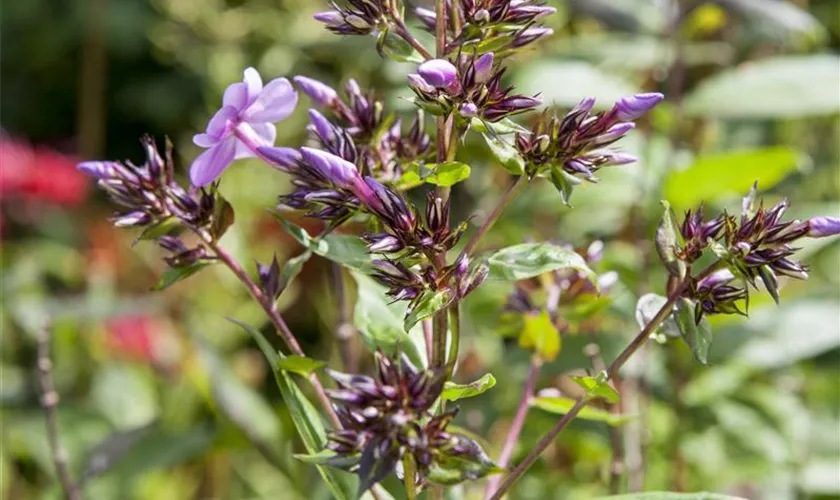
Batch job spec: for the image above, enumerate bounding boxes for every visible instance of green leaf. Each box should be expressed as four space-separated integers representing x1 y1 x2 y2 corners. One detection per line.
675 298 712 364
227 318 356 500
486 242 597 283
663 147 803 211
442 373 497 402
655 201 687 279
548 166 582 206
635 293 680 339
425 161 471 187
515 60 636 108
211 195 235 241
684 55 840 118
571 373 619 403
276 355 326 376
152 261 211 291
426 436 503 485
377 29 421 63
531 396 633 426
136 216 182 241
278 250 312 294
483 133 525 175
594 493 748 500
404 288 454 332
276 217 372 272
294 450 361 469
350 271 423 365
470 117 529 135
519 310 561 362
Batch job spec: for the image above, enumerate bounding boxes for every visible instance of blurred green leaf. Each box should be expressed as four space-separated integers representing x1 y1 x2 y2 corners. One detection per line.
571 373 619 403
663 147 803 210
716 0 826 42
531 396 633 426
152 261 211 291
351 271 424 365
548 166 582 206
277 355 326 376
519 311 561 362
486 243 596 283
442 373 497 402
635 293 680 339
712 401 789 464
675 298 712 365
483 133 525 175
228 318 356 500
278 250 312 294
655 201 686 279
425 161 472 187
515 60 636 108
404 288 454 332
276 217 372 272
91 364 159 430
684 55 840 118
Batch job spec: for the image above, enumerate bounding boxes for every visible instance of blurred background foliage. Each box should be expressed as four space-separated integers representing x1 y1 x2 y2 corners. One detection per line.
1 0 838 499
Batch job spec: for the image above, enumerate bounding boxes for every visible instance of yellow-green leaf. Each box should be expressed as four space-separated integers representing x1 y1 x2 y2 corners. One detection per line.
519 310 561 362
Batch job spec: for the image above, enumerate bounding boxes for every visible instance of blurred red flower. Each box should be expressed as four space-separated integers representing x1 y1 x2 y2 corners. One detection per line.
0 135 88 206
105 314 161 364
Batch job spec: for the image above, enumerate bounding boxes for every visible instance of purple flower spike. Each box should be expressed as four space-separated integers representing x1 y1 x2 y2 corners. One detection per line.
806 216 840 238
299 147 361 189
294 76 339 107
418 59 458 90
614 92 664 121
473 53 494 84
190 67 298 187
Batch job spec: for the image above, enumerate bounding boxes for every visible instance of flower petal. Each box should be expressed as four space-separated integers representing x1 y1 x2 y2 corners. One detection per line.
189 137 236 187
243 67 264 106
234 122 276 159
223 82 248 111
196 105 239 147
244 78 298 123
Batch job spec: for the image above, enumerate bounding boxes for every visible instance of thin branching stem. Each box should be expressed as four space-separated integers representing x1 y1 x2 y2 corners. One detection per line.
36 321 81 500
388 0 432 60
198 231 341 428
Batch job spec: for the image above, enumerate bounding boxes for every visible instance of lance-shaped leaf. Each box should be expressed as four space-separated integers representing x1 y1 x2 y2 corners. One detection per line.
404 288 454 332
635 293 680 339
227 318 356 500
211 195 235 241
655 201 687 279
674 298 712 364
276 355 326 376
276 217 372 272
483 133 525 175
277 250 312 294
486 242 597 284
519 310 561 362
571 372 619 403
531 395 634 426
425 161 472 187
548 165 582 207
427 435 503 485
152 260 212 291
351 271 424 365
442 373 497 402
294 449 362 470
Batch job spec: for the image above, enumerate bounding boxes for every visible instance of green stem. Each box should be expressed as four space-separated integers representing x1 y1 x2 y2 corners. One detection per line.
403 454 417 500
446 304 461 376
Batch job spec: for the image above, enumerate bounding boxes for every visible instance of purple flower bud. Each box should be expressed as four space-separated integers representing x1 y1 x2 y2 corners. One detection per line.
571 96 596 116
697 269 735 290
158 235 187 254
257 255 282 300
407 73 436 94
595 122 635 144
614 93 665 121
512 27 554 47
112 211 151 228
293 76 339 107
415 7 436 28
806 216 840 238
258 146 302 171
77 161 119 180
313 11 344 26
308 109 335 143
300 147 361 189
366 234 404 253
418 59 458 90
459 102 478 117
473 53 494 84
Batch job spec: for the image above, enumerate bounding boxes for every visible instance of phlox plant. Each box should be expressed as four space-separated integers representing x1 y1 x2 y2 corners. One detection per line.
75 1 840 499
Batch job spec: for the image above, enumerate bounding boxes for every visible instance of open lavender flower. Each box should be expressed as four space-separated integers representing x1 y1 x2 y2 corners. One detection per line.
409 53 540 122
190 68 297 187
318 352 498 492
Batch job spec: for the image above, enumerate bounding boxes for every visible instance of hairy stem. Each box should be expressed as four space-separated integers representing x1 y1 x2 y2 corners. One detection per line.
200 233 341 428
36 322 81 500
460 175 530 259
488 280 691 500
484 355 542 499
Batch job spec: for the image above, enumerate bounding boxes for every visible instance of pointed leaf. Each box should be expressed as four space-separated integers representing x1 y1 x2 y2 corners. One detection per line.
531 396 634 426
404 288 454 332
570 373 619 403
635 293 680 339
425 161 471 187
152 261 211 291
655 201 687 279
674 298 712 364
276 355 326 376
278 250 312 294
548 166 581 206
294 450 361 469
442 373 497 402
486 243 597 283
276 217 372 272
483 133 525 175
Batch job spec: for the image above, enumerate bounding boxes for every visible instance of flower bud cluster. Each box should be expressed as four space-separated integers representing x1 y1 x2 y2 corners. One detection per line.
417 1 556 53
408 54 540 122
324 352 496 491
314 0 388 35
515 93 664 180
295 76 432 183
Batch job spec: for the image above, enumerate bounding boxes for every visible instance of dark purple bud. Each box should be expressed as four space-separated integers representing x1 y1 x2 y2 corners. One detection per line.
294 76 339 107
418 59 459 91
313 11 343 26
366 234 405 253
158 235 187 254
112 211 151 228
407 73 436 94
697 269 735 291
300 147 361 189
806 216 840 238
512 27 554 47
613 93 665 121
308 109 335 143
459 102 478 117
594 122 635 144
257 255 282 300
